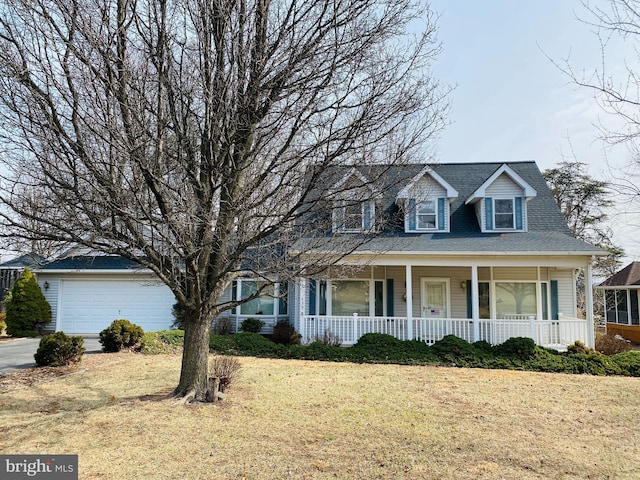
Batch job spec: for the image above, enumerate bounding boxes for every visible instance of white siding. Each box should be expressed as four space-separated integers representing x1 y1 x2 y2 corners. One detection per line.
486 173 524 197
552 268 577 317
408 176 446 199
38 277 59 333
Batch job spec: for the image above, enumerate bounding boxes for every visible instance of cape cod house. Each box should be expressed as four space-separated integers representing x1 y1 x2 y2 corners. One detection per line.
34 161 604 348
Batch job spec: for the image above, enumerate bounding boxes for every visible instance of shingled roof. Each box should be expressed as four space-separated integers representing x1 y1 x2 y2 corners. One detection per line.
600 262 640 287
296 161 605 256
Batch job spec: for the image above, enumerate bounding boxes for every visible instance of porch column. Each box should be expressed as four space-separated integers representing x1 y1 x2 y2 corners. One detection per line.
406 264 413 340
298 277 306 343
471 264 480 342
585 259 595 348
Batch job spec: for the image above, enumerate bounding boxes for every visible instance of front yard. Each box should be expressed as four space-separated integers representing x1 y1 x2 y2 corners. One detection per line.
1 352 639 479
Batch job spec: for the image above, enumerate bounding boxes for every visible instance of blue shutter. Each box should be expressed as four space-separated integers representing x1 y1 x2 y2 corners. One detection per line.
334 204 344 231
515 197 523 230
319 281 327 316
231 281 237 314
551 280 559 320
408 199 417 231
437 198 445 231
308 280 316 315
466 280 472 318
363 201 372 229
386 279 394 316
485 197 493 230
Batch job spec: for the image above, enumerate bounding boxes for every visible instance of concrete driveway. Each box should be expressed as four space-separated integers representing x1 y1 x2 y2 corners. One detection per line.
0 335 102 374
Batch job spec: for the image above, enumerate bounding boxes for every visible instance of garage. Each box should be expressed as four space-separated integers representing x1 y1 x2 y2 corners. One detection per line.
58 279 175 334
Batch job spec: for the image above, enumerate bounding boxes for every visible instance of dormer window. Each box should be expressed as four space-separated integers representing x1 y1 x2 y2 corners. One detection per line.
485 197 523 231
494 199 515 229
334 199 375 233
396 166 458 234
417 200 437 230
344 202 364 230
466 164 535 233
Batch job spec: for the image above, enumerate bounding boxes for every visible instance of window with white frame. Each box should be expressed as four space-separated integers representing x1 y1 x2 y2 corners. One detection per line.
417 200 437 230
334 199 375 232
234 280 288 316
494 199 515 229
495 282 537 319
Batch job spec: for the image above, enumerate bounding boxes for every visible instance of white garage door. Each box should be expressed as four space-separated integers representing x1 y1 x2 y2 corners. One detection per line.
59 279 176 334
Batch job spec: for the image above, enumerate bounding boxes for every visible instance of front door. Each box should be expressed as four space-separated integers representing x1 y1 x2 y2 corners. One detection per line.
421 278 449 319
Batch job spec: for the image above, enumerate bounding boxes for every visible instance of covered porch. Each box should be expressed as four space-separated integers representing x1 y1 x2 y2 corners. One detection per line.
297 256 595 348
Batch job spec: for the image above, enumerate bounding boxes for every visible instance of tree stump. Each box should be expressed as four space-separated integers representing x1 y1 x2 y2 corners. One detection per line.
205 376 221 403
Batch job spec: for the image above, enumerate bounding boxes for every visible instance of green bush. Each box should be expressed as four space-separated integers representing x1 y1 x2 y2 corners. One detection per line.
99 319 144 352
271 320 299 345
5 268 51 337
240 317 264 333
610 351 640 376
34 332 85 367
140 330 185 354
493 337 537 360
171 302 187 330
431 335 477 359
351 333 434 363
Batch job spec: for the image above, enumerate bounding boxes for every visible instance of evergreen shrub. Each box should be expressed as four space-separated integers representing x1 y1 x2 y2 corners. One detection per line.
99 319 144 352
34 332 85 367
240 317 264 333
5 268 51 337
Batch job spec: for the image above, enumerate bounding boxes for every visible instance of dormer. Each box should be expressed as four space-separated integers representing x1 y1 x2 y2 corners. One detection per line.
396 166 458 233
330 168 377 233
465 164 537 233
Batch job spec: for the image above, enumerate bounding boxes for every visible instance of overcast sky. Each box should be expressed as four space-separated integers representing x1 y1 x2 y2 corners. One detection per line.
428 0 640 262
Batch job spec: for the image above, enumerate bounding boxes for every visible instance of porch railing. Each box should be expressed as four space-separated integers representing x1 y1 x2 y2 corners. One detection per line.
301 314 589 348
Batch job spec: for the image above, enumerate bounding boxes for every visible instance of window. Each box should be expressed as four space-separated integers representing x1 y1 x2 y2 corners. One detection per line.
494 199 514 229
331 280 369 316
344 202 363 230
335 199 375 232
605 289 630 324
495 282 537 319
234 280 288 316
417 201 437 230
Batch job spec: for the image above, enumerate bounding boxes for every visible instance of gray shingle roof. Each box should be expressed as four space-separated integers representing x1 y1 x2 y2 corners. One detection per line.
38 256 144 271
297 161 605 255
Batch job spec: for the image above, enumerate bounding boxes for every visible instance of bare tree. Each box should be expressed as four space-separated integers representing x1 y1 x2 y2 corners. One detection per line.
558 1 640 224
0 0 448 401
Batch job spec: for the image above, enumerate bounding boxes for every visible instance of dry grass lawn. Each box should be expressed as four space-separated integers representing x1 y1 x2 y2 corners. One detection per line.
1 352 640 479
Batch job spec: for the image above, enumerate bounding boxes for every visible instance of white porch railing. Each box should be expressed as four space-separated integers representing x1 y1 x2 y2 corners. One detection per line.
301 314 589 348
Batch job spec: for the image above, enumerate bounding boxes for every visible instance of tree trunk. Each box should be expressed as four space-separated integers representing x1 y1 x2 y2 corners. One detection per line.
173 316 212 401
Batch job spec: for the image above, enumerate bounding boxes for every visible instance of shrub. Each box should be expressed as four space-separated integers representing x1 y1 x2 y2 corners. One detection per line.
271 320 299 345
171 302 187 329
34 332 85 367
0 311 6 335
99 319 144 352
210 356 242 392
240 317 264 333
611 351 640 376
493 337 537 360
595 333 632 355
212 317 233 335
140 330 185 354
431 335 477 358
5 268 51 337
566 340 594 355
